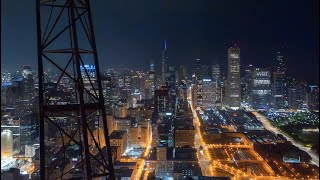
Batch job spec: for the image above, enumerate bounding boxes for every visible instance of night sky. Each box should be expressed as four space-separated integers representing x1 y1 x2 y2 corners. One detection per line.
1 0 319 83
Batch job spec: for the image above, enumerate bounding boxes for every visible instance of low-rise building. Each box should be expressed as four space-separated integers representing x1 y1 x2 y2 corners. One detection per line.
174 126 195 148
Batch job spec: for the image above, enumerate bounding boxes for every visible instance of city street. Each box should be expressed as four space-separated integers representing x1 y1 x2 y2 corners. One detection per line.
195 134 212 176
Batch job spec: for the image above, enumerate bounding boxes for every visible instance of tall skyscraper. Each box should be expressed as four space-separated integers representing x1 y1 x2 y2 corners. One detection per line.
227 46 241 108
194 59 210 80
167 66 176 88
194 58 201 79
21 65 35 115
176 65 187 82
276 51 286 73
118 73 132 103
196 79 203 108
191 81 198 109
273 71 284 109
212 64 222 105
201 65 210 79
251 68 272 109
1 119 21 154
242 64 254 104
288 87 298 109
103 71 119 114
287 79 307 110
1 130 13 159
148 63 156 99
103 75 112 114
154 86 170 113
295 81 308 110
308 85 319 111
161 40 167 85
166 66 177 112
273 51 286 109
202 79 217 109
212 64 221 82
275 51 289 108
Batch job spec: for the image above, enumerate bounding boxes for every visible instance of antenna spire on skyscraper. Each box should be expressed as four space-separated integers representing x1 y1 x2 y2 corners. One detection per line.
164 40 167 51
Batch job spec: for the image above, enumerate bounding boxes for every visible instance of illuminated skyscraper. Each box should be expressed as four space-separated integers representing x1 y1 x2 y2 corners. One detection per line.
212 64 221 82
80 64 96 81
1 72 12 106
167 66 176 89
242 64 254 104
177 80 188 109
118 73 132 103
176 65 187 82
22 65 32 79
154 86 170 113
149 63 156 99
251 68 272 109
276 51 286 73
161 40 167 85
1 118 21 154
107 71 119 113
295 81 308 110
1 129 13 159
212 64 222 104
286 79 307 110
273 71 284 109
196 79 203 108
273 51 286 109
308 85 319 111
1 71 12 86
194 58 201 79
191 81 198 109
202 79 217 109
194 59 210 80
21 65 35 115
276 51 289 108
288 87 298 109
227 46 241 108
103 74 113 114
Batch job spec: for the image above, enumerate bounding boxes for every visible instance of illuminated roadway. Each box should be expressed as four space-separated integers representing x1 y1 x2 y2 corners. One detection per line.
188 93 214 177
252 111 319 167
133 126 155 180
207 144 253 149
195 133 213 176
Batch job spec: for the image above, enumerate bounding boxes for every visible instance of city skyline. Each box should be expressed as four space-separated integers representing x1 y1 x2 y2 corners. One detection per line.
1 0 319 84
1 1 319 179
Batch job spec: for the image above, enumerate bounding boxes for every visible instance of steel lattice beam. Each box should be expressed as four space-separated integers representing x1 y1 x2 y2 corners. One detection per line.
36 0 114 179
